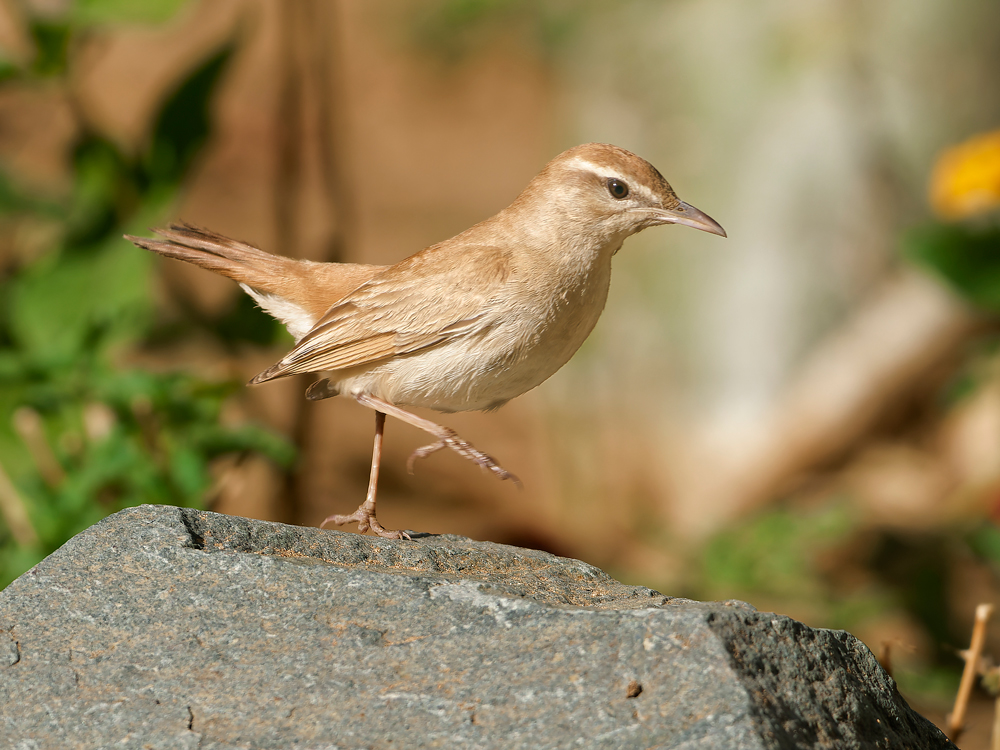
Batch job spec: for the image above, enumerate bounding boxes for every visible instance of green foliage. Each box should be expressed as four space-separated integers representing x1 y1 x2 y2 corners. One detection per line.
698 502 857 604
692 500 985 702
903 222 1000 312
868 532 953 652
412 0 590 60
146 46 231 188
27 21 71 77
72 0 190 26
7 2 190 81
0 9 293 588
969 521 1000 568
0 369 294 589
697 502 921 640
0 171 63 218
697 501 954 637
7 239 151 361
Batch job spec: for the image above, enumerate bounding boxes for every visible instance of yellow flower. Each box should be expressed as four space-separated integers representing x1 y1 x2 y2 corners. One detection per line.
930 129 1000 220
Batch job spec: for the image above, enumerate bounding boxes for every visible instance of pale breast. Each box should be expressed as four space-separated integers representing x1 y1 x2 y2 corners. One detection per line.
339 254 614 412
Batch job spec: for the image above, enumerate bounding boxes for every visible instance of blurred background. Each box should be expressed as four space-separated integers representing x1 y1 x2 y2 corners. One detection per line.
1 0 999 741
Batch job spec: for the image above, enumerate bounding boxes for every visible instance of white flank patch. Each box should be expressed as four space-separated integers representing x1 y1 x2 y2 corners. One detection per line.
240 283 317 342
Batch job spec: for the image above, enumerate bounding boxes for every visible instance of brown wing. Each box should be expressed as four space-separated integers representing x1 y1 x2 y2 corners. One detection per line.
249 243 513 384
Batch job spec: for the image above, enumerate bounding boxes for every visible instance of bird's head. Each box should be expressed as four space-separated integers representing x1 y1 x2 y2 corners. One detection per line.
516 143 726 246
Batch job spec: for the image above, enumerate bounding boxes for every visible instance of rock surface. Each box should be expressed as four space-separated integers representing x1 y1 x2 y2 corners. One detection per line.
0 505 953 749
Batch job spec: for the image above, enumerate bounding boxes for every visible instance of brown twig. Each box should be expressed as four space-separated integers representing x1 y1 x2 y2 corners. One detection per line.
305 0 354 264
878 640 893 678
0 458 39 547
12 406 65 488
949 603 995 743
993 694 1000 750
276 0 358 527
273 0 303 261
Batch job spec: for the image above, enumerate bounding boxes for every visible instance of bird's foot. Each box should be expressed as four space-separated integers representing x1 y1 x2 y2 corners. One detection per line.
353 393 522 488
406 441 445 473
320 507 411 540
407 429 521 488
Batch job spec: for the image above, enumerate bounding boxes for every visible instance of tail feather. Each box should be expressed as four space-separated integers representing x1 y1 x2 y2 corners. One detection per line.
124 222 388 346
153 223 288 272
125 222 291 291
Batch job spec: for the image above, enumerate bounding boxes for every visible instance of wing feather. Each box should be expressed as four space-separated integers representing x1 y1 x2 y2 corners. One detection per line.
249 244 512 384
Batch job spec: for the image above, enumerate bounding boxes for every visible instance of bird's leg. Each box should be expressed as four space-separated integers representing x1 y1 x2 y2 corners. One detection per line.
321 410 410 539
356 394 521 487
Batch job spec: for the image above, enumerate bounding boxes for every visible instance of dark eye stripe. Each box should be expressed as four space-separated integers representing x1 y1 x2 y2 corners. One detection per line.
607 178 629 199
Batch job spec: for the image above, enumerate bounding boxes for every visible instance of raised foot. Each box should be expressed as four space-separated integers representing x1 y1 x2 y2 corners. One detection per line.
406 429 522 488
320 508 411 540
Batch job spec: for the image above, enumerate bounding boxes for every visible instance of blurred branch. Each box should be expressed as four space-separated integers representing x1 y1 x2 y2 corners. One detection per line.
273 0 354 260
0 0 34 69
271 0 359 525
271 1 308 524
273 0 304 260
994 699 1000 750
0 459 38 547
12 407 65 488
307 0 353 264
948 603 994 743
680 269 979 533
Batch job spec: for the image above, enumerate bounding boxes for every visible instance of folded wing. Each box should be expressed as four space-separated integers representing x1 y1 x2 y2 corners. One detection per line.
249 244 513 384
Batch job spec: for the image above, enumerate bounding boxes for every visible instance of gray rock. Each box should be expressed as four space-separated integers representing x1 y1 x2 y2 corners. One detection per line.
0 505 952 749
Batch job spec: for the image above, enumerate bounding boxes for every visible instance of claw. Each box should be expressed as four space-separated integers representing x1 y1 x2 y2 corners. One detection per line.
407 441 446 474
405 433 521 487
321 509 411 540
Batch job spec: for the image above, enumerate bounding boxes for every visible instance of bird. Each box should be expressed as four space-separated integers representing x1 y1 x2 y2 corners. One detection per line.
125 143 725 539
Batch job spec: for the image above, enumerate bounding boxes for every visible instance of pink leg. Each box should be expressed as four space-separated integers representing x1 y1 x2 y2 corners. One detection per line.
356 394 520 487
321 411 409 539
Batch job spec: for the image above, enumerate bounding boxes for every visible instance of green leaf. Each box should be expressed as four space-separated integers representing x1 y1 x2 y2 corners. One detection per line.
168 443 208 500
0 170 64 217
27 21 70 77
903 223 1000 311
65 136 135 247
86 238 156 345
0 57 20 83
144 44 232 188
0 545 45 590
700 503 854 598
7 239 153 359
188 423 297 468
212 292 289 348
969 523 1000 565
8 254 97 359
413 0 586 60
71 0 190 26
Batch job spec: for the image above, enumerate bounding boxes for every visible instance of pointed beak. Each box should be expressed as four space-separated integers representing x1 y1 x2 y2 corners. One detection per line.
647 200 727 238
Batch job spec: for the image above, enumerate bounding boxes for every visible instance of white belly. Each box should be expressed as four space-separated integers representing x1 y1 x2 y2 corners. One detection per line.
339 258 613 412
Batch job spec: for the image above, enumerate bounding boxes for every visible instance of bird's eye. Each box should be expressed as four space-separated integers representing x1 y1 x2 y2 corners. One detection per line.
607 178 629 199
